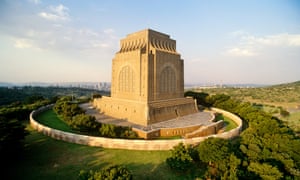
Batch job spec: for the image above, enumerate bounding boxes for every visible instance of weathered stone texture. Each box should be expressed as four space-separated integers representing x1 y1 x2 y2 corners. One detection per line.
93 29 197 126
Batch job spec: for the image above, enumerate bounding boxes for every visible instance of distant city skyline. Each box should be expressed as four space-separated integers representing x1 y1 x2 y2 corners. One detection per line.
1 0 300 85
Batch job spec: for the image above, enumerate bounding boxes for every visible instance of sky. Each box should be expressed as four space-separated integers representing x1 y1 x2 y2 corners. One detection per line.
1 0 300 85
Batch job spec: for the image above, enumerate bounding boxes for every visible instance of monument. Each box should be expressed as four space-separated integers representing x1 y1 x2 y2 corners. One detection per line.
93 29 198 126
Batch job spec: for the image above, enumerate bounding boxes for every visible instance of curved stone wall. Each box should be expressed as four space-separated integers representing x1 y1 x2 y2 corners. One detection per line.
30 105 243 150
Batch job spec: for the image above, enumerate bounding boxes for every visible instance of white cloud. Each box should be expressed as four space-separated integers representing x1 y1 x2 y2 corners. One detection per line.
227 48 256 57
38 4 70 21
104 28 115 34
29 0 41 4
78 29 99 37
226 32 300 57
14 38 33 49
245 34 300 47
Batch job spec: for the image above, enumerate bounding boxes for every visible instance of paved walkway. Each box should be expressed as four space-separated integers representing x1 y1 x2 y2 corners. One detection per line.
80 103 214 132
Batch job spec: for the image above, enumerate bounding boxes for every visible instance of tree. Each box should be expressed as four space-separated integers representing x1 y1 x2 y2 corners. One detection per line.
248 162 283 180
184 91 211 107
198 138 230 165
92 93 102 99
24 95 45 104
53 97 84 123
98 124 137 139
99 124 117 138
78 165 132 180
198 137 241 179
206 94 231 108
71 114 99 132
166 143 195 172
279 108 290 117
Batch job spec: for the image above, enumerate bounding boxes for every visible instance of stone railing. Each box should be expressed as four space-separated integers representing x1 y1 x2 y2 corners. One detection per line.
30 106 243 150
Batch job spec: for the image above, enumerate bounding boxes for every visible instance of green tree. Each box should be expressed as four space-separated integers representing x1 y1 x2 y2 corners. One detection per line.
248 162 283 180
53 97 84 123
71 114 99 132
184 91 211 107
99 124 117 138
166 143 195 172
279 108 290 117
198 137 241 179
92 93 102 99
78 165 132 180
198 138 230 165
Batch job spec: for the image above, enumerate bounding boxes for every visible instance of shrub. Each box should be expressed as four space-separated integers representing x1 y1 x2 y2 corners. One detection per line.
166 143 195 172
92 93 102 99
53 97 84 123
78 165 132 180
280 108 290 117
120 129 138 139
71 114 100 132
99 124 138 139
99 124 117 137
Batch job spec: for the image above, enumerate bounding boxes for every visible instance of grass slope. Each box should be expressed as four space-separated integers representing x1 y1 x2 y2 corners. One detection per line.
215 114 238 131
36 110 75 133
9 105 238 179
10 125 203 179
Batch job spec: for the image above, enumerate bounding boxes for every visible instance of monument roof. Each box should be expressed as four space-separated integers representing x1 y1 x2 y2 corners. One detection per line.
119 29 177 53
126 29 171 39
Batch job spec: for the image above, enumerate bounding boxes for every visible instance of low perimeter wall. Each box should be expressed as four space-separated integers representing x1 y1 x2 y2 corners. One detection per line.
30 105 243 150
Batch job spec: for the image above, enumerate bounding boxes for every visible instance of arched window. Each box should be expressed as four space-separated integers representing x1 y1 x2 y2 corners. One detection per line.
160 66 176 93
119 66 135 92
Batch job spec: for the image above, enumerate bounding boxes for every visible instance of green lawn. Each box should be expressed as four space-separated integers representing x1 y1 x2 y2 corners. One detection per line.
8 115 205 179
36 109 75 133
215 114 238 131
11 109 237 179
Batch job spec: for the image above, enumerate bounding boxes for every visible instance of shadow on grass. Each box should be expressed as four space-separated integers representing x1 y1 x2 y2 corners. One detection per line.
6 123 206 180
8 128 107 180
124 161 206 180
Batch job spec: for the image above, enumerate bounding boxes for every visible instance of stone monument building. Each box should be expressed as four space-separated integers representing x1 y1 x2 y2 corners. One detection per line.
93 29 198 126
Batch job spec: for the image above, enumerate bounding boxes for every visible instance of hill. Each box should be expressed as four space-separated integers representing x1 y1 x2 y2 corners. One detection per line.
191 80 300 134
0 86 109 106
191 80 300 109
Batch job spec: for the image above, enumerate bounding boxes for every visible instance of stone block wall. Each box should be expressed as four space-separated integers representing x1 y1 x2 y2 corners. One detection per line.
93 97 148 126
30 106 242 150
184 121 224 138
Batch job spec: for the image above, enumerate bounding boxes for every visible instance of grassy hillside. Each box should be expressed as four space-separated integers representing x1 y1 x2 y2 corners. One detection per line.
192 81 300 109
7 124 203 180
191 80 300 134
0 86 109 106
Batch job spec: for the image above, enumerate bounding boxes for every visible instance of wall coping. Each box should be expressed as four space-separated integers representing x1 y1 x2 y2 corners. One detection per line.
30 105 242 150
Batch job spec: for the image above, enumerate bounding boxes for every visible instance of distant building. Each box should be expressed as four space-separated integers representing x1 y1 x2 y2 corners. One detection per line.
93 29 197 126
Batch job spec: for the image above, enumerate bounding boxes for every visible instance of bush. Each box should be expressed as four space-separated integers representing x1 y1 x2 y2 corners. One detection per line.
71 114 100 132
166 143 195 172
99 124 137 139
53 97 84 123
92 93 102 99
78 165 132 180
184 91 211 107
280 108 290 117
99 124 117 137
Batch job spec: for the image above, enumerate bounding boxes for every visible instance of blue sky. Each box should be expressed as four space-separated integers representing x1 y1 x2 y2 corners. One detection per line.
1 0 300 84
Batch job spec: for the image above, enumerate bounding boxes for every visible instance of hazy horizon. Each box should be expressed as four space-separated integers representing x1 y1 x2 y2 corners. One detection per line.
2 80 298 87
1 0 300 85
